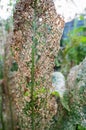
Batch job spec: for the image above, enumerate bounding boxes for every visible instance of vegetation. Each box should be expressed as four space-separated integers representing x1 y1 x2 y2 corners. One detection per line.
54 16 86 130
0 0 86 130
55 16 86 76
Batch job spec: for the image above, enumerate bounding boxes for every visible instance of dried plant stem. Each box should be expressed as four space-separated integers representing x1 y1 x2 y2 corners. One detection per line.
4 45 14 130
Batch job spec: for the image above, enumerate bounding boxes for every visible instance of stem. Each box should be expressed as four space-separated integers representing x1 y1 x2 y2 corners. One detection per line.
31 44 35 130
0 82 5 130
4 45 14 130
31 3 37 130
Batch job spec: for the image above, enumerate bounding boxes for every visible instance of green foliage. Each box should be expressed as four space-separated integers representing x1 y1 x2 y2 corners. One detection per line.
51 91 70 111
55 18 86 76
52 17 86 130
78 125 86 130
60 92 70 111
51 91 60 97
